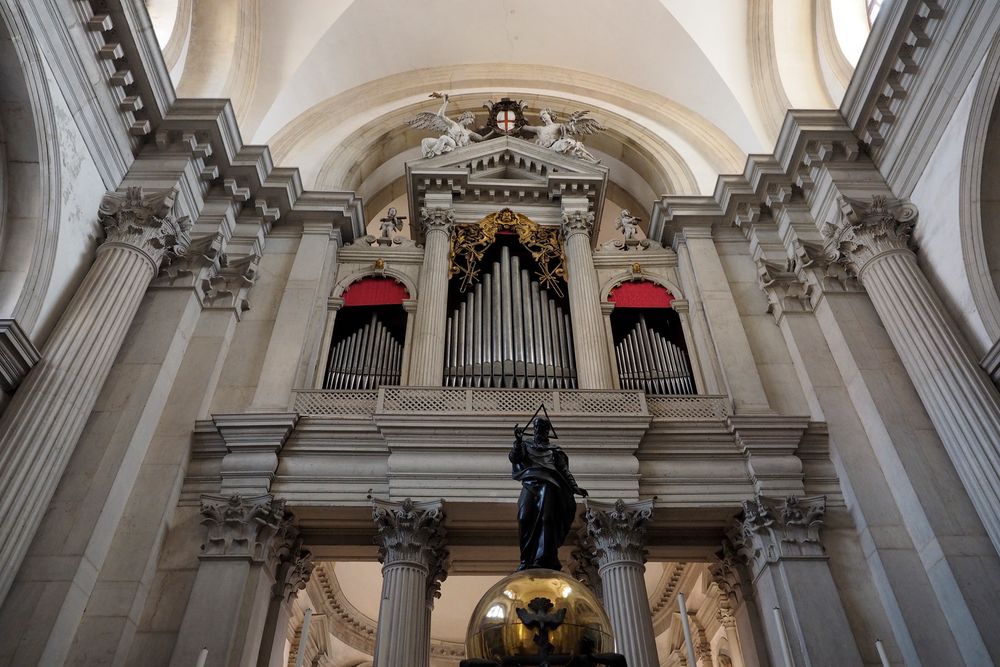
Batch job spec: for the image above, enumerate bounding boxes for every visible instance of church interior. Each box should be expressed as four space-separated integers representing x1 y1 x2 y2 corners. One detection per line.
2 0 1000 665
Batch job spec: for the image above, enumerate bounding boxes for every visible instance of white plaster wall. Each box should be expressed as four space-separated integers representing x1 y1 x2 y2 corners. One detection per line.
33 56 104 345
909 54 993 355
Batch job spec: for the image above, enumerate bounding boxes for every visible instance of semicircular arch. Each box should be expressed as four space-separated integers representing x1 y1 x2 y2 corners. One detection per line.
331 267 417 302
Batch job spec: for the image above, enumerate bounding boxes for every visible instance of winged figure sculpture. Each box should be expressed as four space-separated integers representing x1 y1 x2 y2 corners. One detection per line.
522 108 604 163
408 92 492 158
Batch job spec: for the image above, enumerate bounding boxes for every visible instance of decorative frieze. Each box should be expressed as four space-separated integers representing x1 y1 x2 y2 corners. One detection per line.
821 195 919 279
98 186 193 272
729 494 827 579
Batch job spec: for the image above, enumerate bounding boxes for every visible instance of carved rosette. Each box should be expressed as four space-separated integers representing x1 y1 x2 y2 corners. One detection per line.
373 498 447 571
200 493 288 560
418 207 455 237
560 210 596 240
583 498 654 568
729 494 827 579
98 186 193 272
821 195 919 279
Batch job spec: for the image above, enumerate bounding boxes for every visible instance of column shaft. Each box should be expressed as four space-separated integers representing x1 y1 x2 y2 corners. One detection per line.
864 251 1000 549
408 209 453 386
598 561 658 667
562 212 612 389
374 562 430 667
0 246 154 599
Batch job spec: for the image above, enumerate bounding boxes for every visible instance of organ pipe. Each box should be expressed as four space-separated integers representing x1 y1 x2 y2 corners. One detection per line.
613 313 694 395
444 246 577 389
324 311 404 390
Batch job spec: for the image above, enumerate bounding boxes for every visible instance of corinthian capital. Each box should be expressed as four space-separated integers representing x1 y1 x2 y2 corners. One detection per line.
583 498 653 567
418 207 455 235
373 498 447 571
199 493 290 560
729 494 826 578
98 186 193 271
561 210 596 239
821 195 918 278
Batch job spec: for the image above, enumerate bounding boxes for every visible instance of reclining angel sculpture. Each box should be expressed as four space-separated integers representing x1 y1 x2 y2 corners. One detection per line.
523 108 604 163
408 92 493 158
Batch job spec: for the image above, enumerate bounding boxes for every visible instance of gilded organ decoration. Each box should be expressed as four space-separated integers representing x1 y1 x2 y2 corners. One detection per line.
449 208 566 296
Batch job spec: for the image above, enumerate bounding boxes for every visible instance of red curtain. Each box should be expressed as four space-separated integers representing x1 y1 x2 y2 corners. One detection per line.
342 277 409 306
608 281 673 308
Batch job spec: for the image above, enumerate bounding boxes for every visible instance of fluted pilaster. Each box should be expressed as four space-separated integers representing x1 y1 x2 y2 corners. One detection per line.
584 498 657 667
561 210 613 389
824 195 1000 555
0 187 190 602
372 498 447 667
409 208 454 385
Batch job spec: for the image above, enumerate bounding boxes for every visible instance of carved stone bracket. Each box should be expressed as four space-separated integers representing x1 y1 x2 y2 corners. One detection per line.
821 195 919 279
98 186 193 272
729 494 827 580
583 498 654 568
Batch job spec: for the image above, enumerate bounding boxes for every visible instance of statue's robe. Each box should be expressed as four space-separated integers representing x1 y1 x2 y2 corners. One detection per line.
510 437 579 571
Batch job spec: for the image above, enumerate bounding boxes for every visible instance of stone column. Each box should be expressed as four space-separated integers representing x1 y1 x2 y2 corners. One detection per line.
561 209 613 389
408 208 454 386
0 186 191 603
170 494 312 667
372 498 447 667
823 195 1000 556
731 495 862 666
584 499 658 667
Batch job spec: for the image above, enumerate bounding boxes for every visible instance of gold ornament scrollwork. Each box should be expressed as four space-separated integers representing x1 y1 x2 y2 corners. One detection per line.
448 208 566 296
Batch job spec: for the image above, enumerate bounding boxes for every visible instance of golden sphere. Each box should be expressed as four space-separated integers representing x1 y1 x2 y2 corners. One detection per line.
465 569 614 660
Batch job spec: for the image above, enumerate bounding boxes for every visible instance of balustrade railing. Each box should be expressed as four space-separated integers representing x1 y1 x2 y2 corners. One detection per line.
293 387 730 420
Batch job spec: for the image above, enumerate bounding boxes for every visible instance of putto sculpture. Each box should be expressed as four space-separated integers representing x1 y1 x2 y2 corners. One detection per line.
377 207 406 243
615 209 641 241
408 92 493 158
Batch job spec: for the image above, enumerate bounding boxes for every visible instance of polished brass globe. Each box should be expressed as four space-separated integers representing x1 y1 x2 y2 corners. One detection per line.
465 569 615 660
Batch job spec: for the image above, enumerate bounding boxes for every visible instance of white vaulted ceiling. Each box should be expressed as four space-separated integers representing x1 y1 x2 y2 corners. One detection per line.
146 0 870 220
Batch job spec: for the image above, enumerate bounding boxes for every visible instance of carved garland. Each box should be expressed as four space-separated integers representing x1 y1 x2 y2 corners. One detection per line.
449 208 566 296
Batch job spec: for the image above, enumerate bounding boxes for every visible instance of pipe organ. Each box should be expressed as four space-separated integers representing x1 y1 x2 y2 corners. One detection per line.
443 245 576 388
324 312 404 390
614 313 694 394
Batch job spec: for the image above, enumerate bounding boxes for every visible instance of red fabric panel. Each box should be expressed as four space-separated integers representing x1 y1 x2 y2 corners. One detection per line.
609 281 673 308
343 277 409 306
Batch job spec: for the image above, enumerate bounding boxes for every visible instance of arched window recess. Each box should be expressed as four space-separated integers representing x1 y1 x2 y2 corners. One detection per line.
323 277 409 390
608 281 695 395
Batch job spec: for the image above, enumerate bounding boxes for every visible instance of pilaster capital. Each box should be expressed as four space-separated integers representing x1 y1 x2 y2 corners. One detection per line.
269 522 314 603
755 256 813 321
372 498 447 570
583 498 653 567
199 493 290 561
560 210 596 240
821 195 919 279
568 525 602 598
729 494 827 579
98 186 193 272
418 207 455 236
709 538 753 608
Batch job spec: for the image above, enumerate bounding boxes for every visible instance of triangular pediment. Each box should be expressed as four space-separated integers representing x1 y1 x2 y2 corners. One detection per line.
408 135 609 181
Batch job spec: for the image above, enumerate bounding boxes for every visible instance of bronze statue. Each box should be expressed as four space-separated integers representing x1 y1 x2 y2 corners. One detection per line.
510 414 588 571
